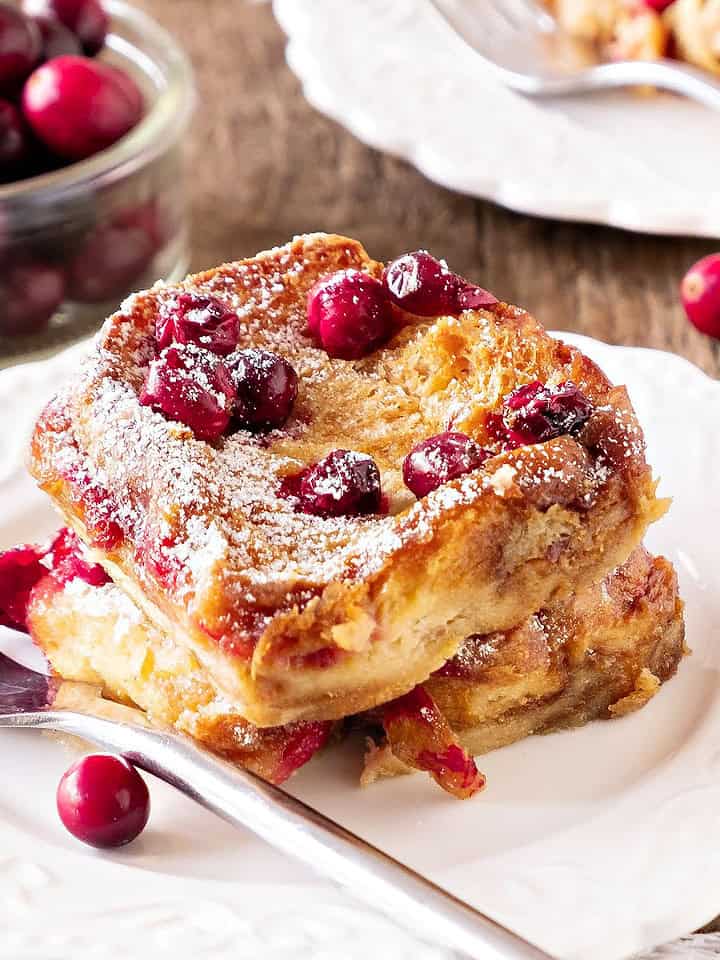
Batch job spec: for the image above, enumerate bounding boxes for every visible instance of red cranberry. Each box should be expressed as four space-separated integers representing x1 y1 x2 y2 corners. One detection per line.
681 253 720 340
22 0 108 56
403 431 491 499
0 544 48 631
22 55 142 161
0 261 65 336
0 5 40 94
296 449 382 517
383 251 498 317
32 14 81 58
56 754 150 849
502 381 593 445
49 527 109 587
140 344 237 441
227 349 298 431
66 210 156 303
156 293 239 356
0 98 29 174
307 270 393 359
641 0 674 10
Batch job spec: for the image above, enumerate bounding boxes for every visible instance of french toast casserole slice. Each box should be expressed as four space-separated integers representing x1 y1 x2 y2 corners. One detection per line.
29 234 666 727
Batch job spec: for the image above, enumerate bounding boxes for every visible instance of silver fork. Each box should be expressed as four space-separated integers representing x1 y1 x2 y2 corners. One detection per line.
429 0 720 109
0 652 553 960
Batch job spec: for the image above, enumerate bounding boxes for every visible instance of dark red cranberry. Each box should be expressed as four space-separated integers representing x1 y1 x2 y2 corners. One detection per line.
49 527 109 587
502 381 593 445
66 210 156 303
307 270 393 359
295 449 382 518
0 98 29 174
383 251 498 317
0 543 48 631
139 344 237 441
227 349 298 431
0 4 40 94
56 754 150 849
403 431 491 499
22 55 142 161
0 261 65 336
32 13 81 58
22 0 108 56
156 293 239 356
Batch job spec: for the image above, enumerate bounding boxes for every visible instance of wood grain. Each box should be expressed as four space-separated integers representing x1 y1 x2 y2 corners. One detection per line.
134 0 719 377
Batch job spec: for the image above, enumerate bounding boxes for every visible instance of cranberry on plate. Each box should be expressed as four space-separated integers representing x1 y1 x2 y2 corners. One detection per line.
681 253 720 340
294 449 383 518
403 431 491 499
156 293 240 356
140 343 237 441
383 250 498 317
307 269 394 359
228 348 298 431
502 380 593 446
22 0 108 56
56 754 150 849
0 4 41 94
22 55 143 160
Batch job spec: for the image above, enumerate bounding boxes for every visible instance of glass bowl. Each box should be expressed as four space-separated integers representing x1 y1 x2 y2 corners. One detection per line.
0 0 195 366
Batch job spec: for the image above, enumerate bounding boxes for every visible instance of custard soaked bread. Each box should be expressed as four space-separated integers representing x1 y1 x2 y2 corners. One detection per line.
30 234 665 727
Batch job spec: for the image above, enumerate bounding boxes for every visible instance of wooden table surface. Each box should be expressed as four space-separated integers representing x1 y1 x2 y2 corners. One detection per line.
135 0 720 379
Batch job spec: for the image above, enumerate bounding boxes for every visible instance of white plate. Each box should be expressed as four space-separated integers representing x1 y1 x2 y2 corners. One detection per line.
274 0 720 238
0 335 719 960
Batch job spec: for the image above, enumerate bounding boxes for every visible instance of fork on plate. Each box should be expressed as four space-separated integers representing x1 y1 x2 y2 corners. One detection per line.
429 0 720 109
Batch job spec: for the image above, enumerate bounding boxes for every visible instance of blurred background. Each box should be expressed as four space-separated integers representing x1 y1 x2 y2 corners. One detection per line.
1 0 718 377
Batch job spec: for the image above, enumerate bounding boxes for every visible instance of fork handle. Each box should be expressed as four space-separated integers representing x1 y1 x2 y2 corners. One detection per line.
7 710 553 960
560 59 720 111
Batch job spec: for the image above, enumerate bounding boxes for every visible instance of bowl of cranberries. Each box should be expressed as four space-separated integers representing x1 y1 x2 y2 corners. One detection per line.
0 0 194 362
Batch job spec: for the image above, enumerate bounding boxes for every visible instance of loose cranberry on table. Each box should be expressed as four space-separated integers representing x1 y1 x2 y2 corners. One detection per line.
502 380 593 446
307 269 394 359
403 431 491 499
56 754 150 849
295 449 382 518
22 0 108 56
228 349 298 431
383 250 498 316
140 344 237 441
0 4 40 94
22 55 142 161
681 253 720 340
0 260 65 336
156 293 239 356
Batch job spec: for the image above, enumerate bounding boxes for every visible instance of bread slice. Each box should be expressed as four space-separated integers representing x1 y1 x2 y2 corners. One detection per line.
30 233 665 726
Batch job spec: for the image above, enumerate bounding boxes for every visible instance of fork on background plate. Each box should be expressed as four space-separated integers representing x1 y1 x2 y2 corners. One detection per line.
429 0 720 109
0 651 554 960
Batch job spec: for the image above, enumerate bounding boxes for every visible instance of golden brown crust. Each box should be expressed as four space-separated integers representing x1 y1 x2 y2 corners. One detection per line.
29 233 663 725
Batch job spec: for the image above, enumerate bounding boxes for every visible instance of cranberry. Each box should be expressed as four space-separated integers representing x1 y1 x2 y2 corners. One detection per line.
227 349 298 431
32 14 81 58
22 0 108 56
140 344 237 441
403 431 490 499
22 55 142 161
0 98 29 174
641 0 674 10
0 261 65 336
49 527 109 587
66 211 156 303
681 253 720 340
0 5 40 94
383 251 498 317
0 544 47 632
502 381 593 445
295 449 382 517
156 293 239 356
56 754 150 849
307 270 393 359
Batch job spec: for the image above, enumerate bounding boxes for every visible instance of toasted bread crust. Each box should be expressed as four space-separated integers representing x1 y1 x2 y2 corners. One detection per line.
30 234 663 725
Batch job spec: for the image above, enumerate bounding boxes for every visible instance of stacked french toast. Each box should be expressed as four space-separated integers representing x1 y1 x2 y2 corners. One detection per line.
1 233 685 798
